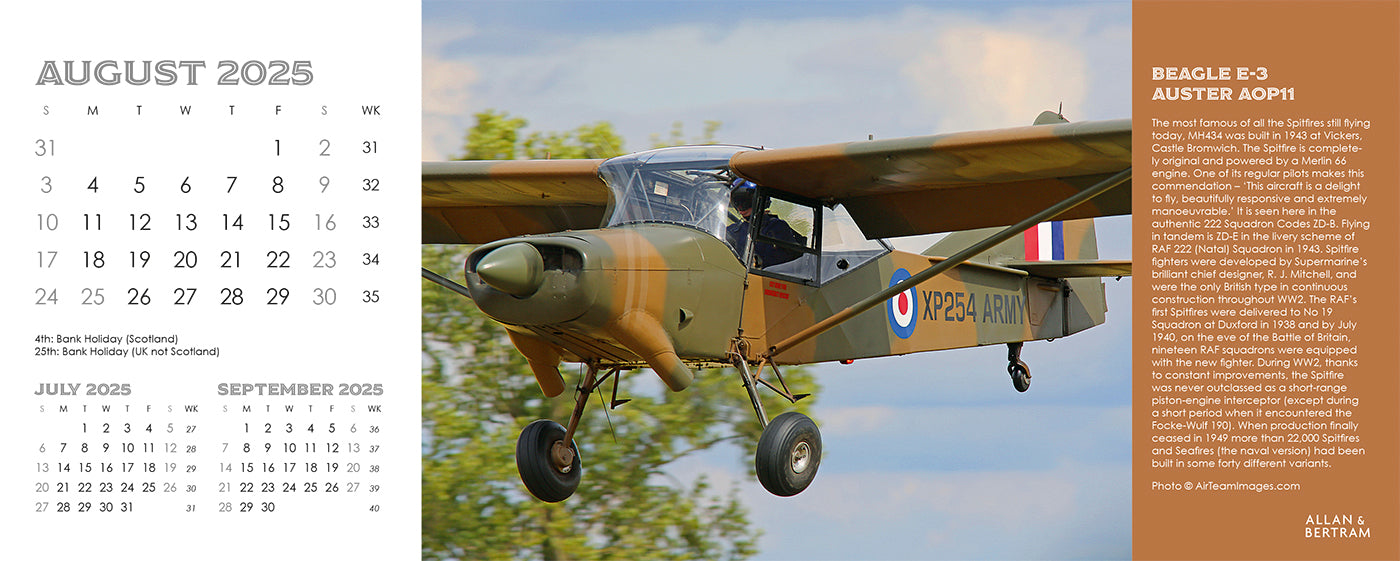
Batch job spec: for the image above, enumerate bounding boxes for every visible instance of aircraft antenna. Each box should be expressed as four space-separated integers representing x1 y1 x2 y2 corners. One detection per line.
1058 102 1064 119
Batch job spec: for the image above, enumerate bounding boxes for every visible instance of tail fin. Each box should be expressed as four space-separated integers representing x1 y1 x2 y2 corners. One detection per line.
921 218 1100 265
923 218 1120 337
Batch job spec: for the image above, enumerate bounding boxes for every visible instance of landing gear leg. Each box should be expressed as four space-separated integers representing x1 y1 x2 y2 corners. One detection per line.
735 356 822 497
516 363 603 502
1007 342 1031 393
735 356 769 429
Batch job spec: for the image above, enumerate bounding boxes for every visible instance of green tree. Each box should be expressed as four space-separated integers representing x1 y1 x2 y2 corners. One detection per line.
424 113 818 560
460 109 528 160
457 110 625 161
523 120 625 160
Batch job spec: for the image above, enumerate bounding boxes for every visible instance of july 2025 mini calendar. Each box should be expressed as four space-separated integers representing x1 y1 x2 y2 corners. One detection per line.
3 3 420 558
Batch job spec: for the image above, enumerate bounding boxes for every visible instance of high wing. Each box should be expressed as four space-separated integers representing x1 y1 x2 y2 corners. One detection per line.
422 159 608 244
729 119 1131 239
421 118 1130 244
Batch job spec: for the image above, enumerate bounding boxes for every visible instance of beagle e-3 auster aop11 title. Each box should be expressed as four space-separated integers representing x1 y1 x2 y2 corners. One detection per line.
422 111 1132 502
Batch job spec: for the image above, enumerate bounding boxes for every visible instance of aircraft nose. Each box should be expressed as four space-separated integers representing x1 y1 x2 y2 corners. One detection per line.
476 243 544 297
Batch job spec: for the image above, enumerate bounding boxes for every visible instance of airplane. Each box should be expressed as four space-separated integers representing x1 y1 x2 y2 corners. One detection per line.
421 111 1132 502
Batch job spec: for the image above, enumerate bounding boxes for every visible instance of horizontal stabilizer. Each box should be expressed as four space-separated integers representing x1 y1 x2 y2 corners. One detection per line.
1001 259 1132 278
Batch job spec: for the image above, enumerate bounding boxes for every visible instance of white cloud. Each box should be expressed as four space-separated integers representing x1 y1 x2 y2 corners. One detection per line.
422 55 479 160
424 3 1127 152
423 56 479 118
819 405 897 436
902 26 1089 131
421 21 485 160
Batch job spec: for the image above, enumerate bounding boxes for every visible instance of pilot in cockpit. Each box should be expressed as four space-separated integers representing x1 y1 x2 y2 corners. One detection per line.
725 179 805 268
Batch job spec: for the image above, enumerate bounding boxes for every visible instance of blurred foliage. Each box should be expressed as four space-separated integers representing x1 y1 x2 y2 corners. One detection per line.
424 112 819 560
458 109 624 161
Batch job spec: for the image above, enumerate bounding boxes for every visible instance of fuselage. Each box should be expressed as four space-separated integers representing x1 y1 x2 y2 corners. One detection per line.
461 145 1108 394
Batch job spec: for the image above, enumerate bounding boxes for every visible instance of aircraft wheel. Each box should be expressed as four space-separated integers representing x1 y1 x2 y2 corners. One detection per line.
1010 360 1031 393
516 419 581 502
755 412 822 497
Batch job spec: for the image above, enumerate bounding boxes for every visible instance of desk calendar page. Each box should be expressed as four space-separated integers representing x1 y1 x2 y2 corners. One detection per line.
2 2 421 558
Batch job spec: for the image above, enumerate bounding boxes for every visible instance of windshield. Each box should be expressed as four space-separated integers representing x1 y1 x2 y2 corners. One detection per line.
599 145 754 243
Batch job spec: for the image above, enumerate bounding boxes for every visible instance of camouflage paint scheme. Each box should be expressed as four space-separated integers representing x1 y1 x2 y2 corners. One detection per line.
423 118 1129 243
739 218 1115 365
427 118 1132 396
460 215 1122 393
463 224 746 395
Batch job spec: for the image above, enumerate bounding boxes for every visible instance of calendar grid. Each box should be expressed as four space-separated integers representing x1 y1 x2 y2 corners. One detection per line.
5 2 421 558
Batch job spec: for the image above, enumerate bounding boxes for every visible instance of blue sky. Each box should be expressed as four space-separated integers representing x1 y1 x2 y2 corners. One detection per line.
423 1 1133 558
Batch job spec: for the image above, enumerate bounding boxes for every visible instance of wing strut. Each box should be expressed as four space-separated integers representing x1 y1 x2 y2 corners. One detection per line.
762 166 1132 360
421 267 474 300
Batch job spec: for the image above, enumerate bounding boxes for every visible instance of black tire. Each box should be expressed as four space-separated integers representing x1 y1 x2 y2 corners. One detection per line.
755 411 822 497
1010 360 1031 393
516 419 581 503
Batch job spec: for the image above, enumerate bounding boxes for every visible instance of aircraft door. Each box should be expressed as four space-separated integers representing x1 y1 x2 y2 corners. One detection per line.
733 188 820 284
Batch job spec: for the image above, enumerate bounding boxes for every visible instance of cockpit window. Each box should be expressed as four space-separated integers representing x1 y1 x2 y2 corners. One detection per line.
599 145 754 245
598 145 889 286
819 203 890 282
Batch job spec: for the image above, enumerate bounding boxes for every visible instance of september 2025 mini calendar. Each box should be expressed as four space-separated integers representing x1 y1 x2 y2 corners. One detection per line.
3 3 420 558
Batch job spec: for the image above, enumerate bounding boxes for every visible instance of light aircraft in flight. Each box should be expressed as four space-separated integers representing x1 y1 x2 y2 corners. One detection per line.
422 111 1131 502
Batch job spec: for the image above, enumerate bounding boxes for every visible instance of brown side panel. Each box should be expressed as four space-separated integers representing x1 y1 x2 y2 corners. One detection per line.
742 251 1044 364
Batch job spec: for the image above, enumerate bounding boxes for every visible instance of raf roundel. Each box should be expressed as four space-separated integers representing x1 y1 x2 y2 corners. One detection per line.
886 268 918 339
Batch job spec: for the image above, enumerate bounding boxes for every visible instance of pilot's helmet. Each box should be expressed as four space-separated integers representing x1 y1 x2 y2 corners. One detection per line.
729 178 761 212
